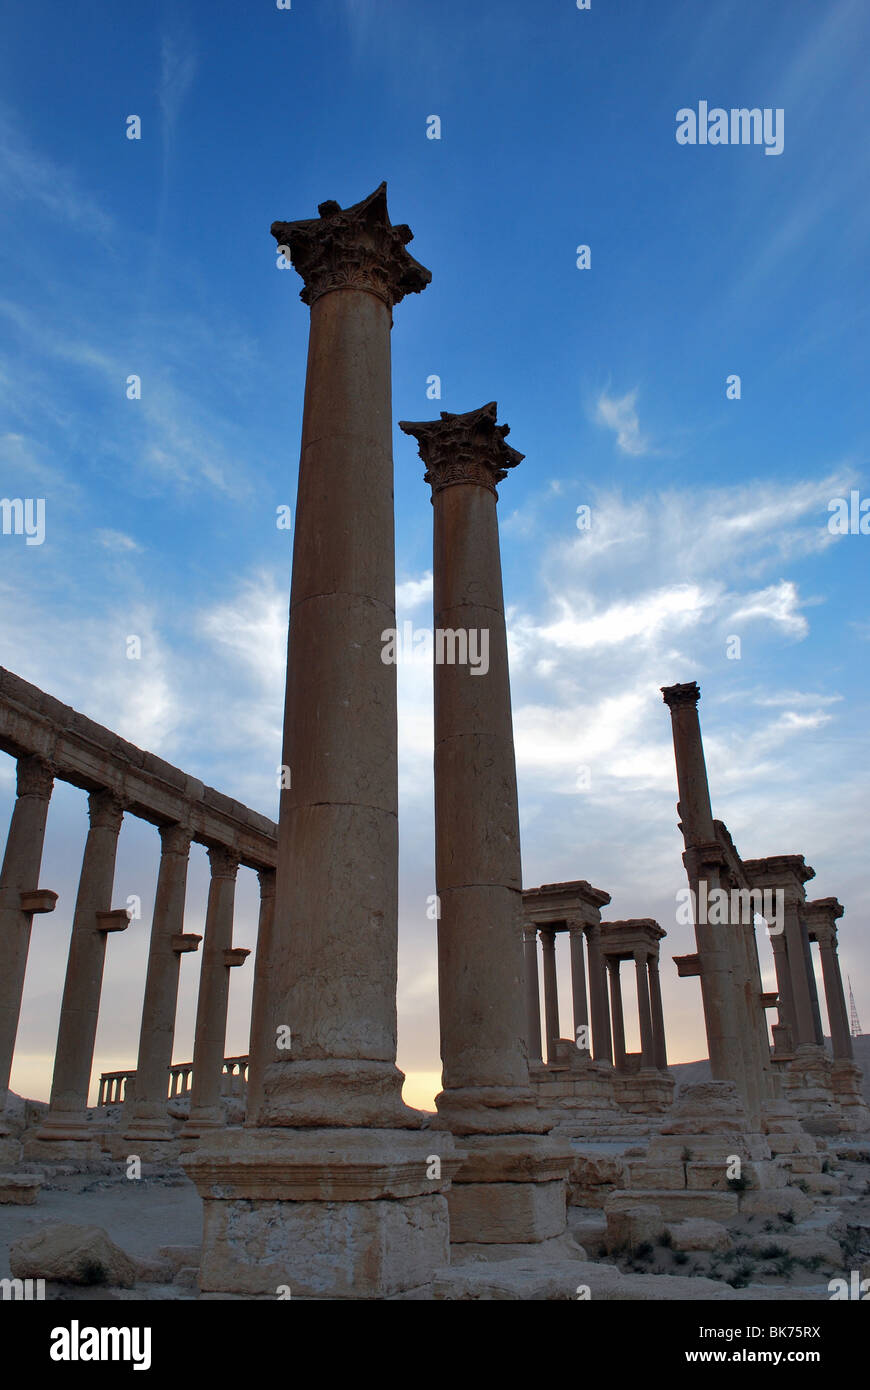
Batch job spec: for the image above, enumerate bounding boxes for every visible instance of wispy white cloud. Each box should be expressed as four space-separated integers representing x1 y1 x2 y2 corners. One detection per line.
0 107 115 243
729 579 810 639
594 388 649 456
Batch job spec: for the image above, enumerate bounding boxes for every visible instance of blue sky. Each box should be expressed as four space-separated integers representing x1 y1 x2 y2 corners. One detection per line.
1 0 868 1105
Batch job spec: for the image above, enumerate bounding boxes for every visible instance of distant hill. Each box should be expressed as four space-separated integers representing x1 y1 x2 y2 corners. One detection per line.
668 1035 870 1106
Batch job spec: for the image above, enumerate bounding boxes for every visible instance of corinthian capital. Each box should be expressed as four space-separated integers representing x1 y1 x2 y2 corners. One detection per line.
271 182 431 309
399 401 524 498
88 789 125 834
661 681 701 709
16 754 55 800
207 845 240 881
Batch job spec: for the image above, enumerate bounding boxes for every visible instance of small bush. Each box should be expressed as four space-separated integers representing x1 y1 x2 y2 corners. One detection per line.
657 1230 673 1248
674 1250 689 1266
681 1147 693 1162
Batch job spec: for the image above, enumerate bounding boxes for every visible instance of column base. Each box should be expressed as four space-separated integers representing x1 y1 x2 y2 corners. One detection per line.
182 1107 225 1139
446 1131 573 1250
35 1109 99 1142
256 1059 423 1129
184 1125 459 1299
433 1085 549 1136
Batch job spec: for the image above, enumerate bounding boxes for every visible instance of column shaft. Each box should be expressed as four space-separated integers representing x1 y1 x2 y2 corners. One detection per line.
245 867 277 1120
634 950 655 1069
607 957 626 1070
124 824 192 1138
648 955 668 1069
818 935 853 1060
0 756 54 1106
568 922 589 1052
540 928 560 1065
187 847 239 1130
523 926 543 1063
43 790 125 1132
586 923 613 1063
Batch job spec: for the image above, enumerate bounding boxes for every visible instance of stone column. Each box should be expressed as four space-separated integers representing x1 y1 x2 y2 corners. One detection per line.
770 931 796 1050
634 949 655 1070
185 186 456 1300
400 400 570 1257
648 955 668 1070
124 824 196 1140
540 927 560 1063
523 925 543 1063
783 891 818 1048
662 682 756 1120
40 790 127 1139
185 846 240 1134
0 755 55 1119
607 957 626 1070
244 866 277 1122
568 920 589 1055
815 918 852 1060
585 922 613 1063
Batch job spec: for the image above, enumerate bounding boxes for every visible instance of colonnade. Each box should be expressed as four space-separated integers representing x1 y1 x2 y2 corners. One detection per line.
0 666 277 1141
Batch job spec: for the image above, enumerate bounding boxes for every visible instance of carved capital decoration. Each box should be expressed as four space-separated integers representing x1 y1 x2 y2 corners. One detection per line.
271 182 431 310
87 788 125 834
207 845 240 881
159 822 193 857
257 866 277 898
399 401 524 498
661 681 701 709
16 754 55 800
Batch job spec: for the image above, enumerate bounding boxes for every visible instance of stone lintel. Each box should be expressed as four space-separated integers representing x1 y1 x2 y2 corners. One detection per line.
742 855 816 892
0 667 277 870
760 992 779 1009
522 879 612 928
19 889 58 914
600 919 666 958
271 181 431 309
399 401 524 497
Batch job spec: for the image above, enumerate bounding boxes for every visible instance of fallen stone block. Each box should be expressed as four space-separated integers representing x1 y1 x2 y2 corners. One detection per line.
9 1223 139 1288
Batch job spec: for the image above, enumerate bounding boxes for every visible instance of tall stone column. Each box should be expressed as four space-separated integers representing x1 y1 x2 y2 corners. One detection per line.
634 948 655 1070
783 891 819 1048
185 846 240 1135
814 915 852 1060
245 866 277 1121
568 920 589 1054
0 755 56 1119
648 955 668 1070
540 927 560 1063
585 922 613 1064
770 931 797 1050
185 186 456 1300
40 790 127 1139
523 925 543 1063
607 957 626 1070
400 400 571 1258
662 682 757 1121
124 823 196 1140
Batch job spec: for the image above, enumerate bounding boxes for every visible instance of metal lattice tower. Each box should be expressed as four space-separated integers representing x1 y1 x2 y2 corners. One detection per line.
847 975 863 1038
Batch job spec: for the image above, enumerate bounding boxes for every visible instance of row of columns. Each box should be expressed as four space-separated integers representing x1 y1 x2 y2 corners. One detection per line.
525 923 667 1071
0 755 270 1140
